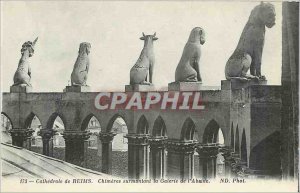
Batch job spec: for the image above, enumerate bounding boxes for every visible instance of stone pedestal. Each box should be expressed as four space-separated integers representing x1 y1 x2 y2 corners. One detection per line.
168 81 207 91
63 131 90 167
39 129 56 157
166 140 196 180
221 79 267 90
98 132 116 174
9 128 34 149
10 85 32 93
125 84 155 92
149 136 167 180
196 144 219 179
64 85 90 92
125 134 149 179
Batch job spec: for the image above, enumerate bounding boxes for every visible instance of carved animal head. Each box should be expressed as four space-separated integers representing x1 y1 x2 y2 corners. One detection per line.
140 32 158 42
78 42 91 55
188 27 205 45
21 37 38 57
249 2 276 28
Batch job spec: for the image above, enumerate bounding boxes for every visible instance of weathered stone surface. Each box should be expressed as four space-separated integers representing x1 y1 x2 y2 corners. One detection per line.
125 84 155 92
10 85 32 93
175 27 205 82
64 85 91 92
71 42 91 86
130 33 157 85
221 79 267 90
13 37 38 87
225 2 276 81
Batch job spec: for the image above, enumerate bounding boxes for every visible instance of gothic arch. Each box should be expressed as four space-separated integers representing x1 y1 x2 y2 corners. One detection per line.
24 112 42 129
241 129 247 163
81 113 101 131
152 116 167 137
230 122 234 149
136 115 149 134
46 112 67 130
203 119 222 143
1 112 14 129
106 113 128 132
235 125 240 154
180 117 195 141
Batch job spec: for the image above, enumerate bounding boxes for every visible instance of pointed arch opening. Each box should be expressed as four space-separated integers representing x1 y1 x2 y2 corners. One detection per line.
81 114 102 172
241 129 247 164
137 115 149 134
45 113 66 160
152 116 167 137
1 113 12 144
180 118 196 141
203 119 224 144
235 125 240 154
202 119 225 177
106 115 128 178
25 113 42 153
230 122 234 149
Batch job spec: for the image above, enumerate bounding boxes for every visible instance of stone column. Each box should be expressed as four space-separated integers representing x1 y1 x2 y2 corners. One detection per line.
125 134 149 179
39 129 56 157
98 132 116 174
230 152 241 177
149 136 167 180
9 128 34 149
63 130 90 167
196 144 219 179
219 146 234 177
166 140 196 180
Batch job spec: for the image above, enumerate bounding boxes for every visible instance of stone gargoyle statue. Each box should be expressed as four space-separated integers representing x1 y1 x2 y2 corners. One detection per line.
130 32 158 85
175 27 205 82
13 37 38 87
225 2 276 81
71 42 91 86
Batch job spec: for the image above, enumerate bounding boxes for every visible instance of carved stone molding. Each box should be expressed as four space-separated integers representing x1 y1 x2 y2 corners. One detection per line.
149 136 167 149
196 143 219 158
98 132 116 143
166 140 197 154
219 146 234 160
38 129 57 140
125 134 149 146
9 128 34 139
63 130 90 141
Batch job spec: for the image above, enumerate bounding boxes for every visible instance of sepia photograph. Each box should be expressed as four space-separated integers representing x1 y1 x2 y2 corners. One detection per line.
0 0 299 192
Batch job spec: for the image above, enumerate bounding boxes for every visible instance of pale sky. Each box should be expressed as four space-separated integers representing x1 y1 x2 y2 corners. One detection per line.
1 1 282 92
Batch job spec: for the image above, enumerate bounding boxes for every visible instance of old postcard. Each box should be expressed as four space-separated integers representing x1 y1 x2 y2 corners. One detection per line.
0 0 299 192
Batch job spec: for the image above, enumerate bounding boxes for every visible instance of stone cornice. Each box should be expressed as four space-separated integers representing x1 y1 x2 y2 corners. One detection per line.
63 130 90 141
125 134 149 146
38 129 57 139
98 132 116 143
166 140 197 154
149 136 168 149
9 129 34 139
196 143 219 158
